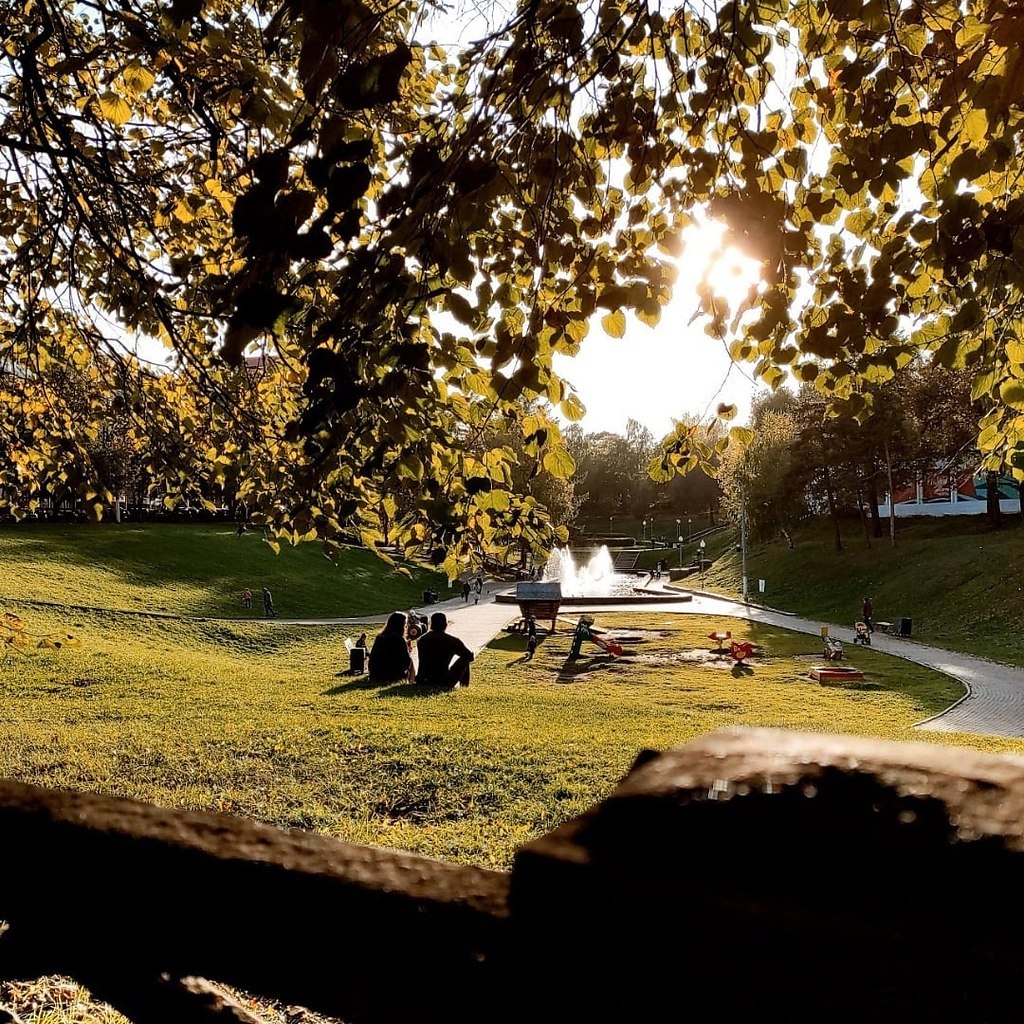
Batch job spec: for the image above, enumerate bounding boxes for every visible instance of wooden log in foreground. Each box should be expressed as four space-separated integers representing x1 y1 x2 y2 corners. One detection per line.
4 729 1024 1022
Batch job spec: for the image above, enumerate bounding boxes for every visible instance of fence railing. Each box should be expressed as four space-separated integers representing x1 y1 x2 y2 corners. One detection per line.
3 727 1023 1022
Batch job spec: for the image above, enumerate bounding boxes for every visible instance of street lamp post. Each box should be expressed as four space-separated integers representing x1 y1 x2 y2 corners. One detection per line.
642 517 648 545
678 534 684 567
699 539 706 584
687 517 692 544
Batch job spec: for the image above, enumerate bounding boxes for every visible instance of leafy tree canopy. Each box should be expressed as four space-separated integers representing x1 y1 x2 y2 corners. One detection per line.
2 0 1023 575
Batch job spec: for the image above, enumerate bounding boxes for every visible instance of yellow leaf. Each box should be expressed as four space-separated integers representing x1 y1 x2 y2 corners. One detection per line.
1000 380 1024 411
962 108 988 143
123 63 156 94
636 305 661 328
560 392 586 422
98 91 132 125
542 446 576 479
601 310 626 338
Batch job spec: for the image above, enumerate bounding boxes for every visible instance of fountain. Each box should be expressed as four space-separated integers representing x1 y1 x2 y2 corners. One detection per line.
543 546 618 597
495 546 693 607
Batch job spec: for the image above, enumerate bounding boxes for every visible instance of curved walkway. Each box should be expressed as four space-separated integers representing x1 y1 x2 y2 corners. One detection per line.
228 581 1024 740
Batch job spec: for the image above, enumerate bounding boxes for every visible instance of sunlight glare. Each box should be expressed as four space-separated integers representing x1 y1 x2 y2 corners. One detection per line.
678 215 763 311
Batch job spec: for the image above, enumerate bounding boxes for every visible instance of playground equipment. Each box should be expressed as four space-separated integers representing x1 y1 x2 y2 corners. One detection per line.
820 626 844 661
515 582 561 634
708 630 732 652
729 640 755 665
811 665 865 682
568 616 624 659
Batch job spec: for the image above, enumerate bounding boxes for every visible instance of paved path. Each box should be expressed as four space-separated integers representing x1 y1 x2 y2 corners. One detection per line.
277 582 1024 739
665 592 1024 738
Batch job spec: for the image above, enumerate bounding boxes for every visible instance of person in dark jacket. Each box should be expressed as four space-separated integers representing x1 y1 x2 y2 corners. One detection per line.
368 612 415 683
861 597 874 633
525 614 539 660
416 612 474 689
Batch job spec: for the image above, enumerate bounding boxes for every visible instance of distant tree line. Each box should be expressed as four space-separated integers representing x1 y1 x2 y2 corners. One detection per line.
564 418 722 530
718 364 1015 551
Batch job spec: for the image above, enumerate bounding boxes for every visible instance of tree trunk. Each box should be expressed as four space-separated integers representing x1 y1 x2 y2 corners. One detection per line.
823 465 843 552
987 470 1003 528
857 486 872 548
883 438 896 547
866 472 883 538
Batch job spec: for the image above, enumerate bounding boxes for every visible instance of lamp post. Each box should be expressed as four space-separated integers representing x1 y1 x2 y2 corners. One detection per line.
687 517 692 544
642 517 648 545
609 515 613 537
740 486 749 603
699 539 706 584
678 534 684 567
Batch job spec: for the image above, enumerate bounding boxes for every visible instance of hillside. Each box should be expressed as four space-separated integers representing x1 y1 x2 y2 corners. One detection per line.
696 515 1024 667
0 523 446 618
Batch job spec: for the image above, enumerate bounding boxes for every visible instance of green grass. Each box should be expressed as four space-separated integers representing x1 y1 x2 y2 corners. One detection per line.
4 516 1023 1021
4 602 1019 874
693 516 1024 667
0 523 445 618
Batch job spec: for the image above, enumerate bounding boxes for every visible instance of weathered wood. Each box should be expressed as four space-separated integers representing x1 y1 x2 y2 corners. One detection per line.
511 729 1024 1021
0 927 269 1024
9 729 1024 1022
74 971 272 1024
0 779 510 1024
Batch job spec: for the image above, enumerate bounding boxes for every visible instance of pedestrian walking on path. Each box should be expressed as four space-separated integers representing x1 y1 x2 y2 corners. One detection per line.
242 588 252 609
262 586 275 617
861 597 874 632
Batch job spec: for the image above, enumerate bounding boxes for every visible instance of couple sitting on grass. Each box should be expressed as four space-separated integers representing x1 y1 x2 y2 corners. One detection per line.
367 610 473 690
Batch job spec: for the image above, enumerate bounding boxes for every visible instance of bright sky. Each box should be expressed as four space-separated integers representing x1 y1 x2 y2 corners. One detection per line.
554 217 762 440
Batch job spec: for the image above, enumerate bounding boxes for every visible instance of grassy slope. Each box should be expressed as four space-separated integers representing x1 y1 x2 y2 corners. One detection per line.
4 603 1016 872
0 523 445 618
695 515 1024 666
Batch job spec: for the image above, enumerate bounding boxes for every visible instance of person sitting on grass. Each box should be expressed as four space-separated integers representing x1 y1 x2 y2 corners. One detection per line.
416 612 474 689
368 612 415 684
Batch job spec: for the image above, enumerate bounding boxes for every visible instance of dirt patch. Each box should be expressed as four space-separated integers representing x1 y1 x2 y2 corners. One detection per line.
629 649 750 670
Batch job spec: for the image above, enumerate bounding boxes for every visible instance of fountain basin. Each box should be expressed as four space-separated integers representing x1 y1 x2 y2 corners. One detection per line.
495 580 691 606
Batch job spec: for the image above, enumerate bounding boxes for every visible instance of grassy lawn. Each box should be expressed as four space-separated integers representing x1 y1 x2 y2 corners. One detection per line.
4 597 1021 1022
693 516 1024 667
0 523 445 618
4 603 1019 874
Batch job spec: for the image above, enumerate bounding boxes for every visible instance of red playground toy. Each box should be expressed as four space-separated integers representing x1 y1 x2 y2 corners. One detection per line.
729 640 755 664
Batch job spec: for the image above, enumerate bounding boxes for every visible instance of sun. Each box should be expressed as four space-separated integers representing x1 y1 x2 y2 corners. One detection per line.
676 215 763 311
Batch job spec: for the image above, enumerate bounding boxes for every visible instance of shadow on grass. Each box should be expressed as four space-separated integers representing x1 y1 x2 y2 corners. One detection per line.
321 674 379 695
488 634 526 653
817 678 886 691
321 675 457 698
377 682 455 699
555 654 619 683
731 663 755 678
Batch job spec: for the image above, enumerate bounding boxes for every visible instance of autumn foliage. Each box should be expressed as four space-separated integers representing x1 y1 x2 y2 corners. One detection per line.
2 0 1022 572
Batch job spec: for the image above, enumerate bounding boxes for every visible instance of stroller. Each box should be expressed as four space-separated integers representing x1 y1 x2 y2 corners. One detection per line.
853 621 872 646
